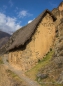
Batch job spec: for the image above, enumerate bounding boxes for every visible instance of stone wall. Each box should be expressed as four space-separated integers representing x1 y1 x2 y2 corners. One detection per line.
9 13 55 71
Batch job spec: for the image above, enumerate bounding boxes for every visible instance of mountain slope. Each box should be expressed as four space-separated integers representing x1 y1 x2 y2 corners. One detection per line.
36 2 63 85
36 20 63 85
0 37 10 48
0 31 10 39
25 2 63 85
0 31 11 54
0 31 11 48
0 1 63 86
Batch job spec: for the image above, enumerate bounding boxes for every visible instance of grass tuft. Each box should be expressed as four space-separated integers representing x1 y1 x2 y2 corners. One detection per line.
0 56 3 64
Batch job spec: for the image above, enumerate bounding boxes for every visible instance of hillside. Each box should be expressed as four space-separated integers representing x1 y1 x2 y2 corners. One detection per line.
0 37 10 48
0 31 11 48
0 31 11 54
0 31 10 39
0 1 63 86
36 20 63 85
25 2 63 86
38 1 63 84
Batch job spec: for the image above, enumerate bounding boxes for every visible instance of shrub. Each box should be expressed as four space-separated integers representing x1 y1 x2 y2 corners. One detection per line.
50 48 52 51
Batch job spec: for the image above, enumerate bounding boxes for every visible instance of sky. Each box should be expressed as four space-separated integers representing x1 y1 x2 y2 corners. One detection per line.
0 0 63 34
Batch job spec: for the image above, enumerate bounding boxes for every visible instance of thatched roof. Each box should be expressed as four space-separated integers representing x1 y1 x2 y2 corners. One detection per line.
59 1 63 7
7 9 56 51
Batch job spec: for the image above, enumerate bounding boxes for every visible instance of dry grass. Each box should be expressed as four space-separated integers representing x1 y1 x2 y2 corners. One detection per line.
6 69 28 86
0 56 3 64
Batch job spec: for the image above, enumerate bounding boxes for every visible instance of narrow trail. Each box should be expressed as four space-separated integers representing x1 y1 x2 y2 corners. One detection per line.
2 56 40 86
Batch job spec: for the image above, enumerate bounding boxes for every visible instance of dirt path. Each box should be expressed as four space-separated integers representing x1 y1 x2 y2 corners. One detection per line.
2 56 40 86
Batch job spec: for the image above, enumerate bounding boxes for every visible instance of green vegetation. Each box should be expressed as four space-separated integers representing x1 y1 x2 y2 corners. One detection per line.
40 83 63 86
26 51 54 80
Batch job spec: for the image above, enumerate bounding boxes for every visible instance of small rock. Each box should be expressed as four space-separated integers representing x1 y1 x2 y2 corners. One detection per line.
37 73 48 80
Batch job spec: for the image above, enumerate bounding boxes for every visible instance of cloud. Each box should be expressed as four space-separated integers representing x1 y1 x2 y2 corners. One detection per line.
9 0 13 7
49 1 57 7
18 10 33 18
28 20 33 23
28 18 35 24
0 12 21 34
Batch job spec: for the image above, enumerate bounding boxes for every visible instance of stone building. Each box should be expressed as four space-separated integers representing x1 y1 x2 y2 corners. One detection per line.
6 9 56 71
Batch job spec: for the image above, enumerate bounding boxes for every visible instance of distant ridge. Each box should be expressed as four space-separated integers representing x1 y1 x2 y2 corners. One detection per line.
0 31 11 49
0 31 11 39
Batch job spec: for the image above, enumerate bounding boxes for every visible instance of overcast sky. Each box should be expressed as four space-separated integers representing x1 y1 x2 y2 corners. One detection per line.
0 0 62 34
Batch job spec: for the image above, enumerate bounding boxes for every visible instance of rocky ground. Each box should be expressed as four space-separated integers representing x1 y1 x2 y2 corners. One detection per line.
36 13 63 86
34 3 63 85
